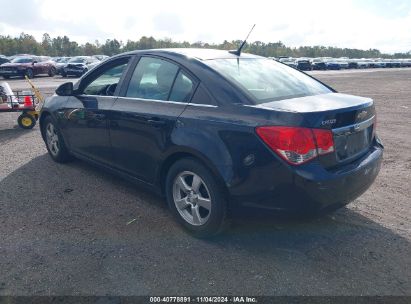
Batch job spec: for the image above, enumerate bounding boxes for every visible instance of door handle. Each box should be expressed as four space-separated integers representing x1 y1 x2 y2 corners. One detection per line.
94 113 106 120
147 118 166 126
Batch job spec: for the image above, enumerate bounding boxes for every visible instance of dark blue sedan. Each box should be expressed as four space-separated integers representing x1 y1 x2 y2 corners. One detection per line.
39 49 383 237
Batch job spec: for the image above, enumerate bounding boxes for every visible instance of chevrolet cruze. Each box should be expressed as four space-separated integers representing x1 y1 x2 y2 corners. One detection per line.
40 49 383 237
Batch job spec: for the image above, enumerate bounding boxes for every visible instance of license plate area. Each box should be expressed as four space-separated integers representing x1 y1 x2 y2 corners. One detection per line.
333 116 375 162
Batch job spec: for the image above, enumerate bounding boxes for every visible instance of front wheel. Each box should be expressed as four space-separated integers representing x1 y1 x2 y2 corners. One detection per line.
48 67 56 77
25 68 34 79
42 116 72 163
166 158 228 237
17 113 36 129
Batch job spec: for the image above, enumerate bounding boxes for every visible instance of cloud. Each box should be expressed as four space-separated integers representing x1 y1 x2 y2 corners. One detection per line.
153 13 184 35
0 0 410 53
0 0 43 29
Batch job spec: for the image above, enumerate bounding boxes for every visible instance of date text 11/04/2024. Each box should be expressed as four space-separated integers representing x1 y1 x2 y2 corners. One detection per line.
149 296 257 303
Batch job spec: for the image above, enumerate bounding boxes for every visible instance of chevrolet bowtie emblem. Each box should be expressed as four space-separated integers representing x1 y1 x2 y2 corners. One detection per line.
357 110 368 120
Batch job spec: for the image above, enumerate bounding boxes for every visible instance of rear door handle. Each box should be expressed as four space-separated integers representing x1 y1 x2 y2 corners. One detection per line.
147 118 166 126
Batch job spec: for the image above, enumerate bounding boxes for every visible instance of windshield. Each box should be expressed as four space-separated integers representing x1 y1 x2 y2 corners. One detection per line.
206 58 331 104
11 57 34 63
69 57 87 63
56 58 69 63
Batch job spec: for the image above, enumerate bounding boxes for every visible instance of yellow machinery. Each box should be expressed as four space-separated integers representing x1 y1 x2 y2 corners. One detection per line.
0 76 45 129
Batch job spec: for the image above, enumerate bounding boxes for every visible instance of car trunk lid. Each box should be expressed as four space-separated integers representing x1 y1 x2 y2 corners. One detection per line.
255 93 376 167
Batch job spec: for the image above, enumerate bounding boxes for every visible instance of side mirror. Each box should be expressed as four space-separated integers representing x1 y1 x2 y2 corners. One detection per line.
32 61 37 65
56 82 74 96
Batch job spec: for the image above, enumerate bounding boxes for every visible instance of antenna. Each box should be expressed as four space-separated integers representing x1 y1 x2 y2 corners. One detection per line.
229 24 256 56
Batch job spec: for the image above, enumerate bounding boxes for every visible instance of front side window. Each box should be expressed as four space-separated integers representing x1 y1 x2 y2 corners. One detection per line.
126 57 179 101
206 58 331 104
12 57 34 63
83 59 129 96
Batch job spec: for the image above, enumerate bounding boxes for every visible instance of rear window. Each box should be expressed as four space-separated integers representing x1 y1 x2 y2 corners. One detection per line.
205 58 331 104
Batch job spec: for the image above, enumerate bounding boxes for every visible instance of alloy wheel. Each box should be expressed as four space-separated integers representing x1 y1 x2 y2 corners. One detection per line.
46 122 60 157
172 171 212 226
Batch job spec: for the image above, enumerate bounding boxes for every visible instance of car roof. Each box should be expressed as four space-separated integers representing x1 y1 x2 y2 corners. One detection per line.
14 56 36 60
122 48 263 61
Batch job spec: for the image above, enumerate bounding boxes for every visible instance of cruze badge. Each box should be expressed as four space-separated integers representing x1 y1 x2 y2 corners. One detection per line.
321 119 337 126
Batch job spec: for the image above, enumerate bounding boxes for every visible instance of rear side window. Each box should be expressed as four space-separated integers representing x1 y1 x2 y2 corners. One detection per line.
169 71 194 102
126 57 179 101
190 84 216 106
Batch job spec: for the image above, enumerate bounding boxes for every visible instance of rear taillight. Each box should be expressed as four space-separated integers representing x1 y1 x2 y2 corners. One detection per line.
256 126 335 165
312 129 334 155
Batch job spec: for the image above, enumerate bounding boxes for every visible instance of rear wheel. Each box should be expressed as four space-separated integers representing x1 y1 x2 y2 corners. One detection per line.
61 71 67 78
166 158 228 237
3 75 10 79
42 116 72 163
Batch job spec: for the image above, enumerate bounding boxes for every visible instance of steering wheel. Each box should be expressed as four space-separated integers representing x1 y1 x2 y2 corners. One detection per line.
105 83 117 96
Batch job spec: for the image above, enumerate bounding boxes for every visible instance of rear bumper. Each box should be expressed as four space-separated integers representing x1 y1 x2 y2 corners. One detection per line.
293 145 382 211
230 143 383 214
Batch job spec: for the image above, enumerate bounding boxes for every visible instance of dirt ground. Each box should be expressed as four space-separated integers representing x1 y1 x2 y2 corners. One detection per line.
0 70 410 296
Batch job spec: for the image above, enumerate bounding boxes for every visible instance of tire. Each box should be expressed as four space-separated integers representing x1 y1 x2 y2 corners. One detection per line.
165 158 228 237
61 71 67 78
3 75 10 79
48 67 56 77
25 68 34 79
41 116 72 163
17 113 36 129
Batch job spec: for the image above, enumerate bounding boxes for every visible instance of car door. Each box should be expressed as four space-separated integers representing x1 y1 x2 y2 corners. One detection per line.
110 56 197 183
60 56 132 165
30 57 40 75
34 57 46 75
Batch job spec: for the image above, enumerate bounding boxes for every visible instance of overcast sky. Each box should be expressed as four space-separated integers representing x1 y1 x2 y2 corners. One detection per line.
0 0 410 53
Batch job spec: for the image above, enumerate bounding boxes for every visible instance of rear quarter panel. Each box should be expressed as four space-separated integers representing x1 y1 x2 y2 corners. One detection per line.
176 104 299 204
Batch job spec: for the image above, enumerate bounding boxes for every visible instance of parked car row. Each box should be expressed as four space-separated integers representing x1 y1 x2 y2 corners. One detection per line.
2 52 410 78
0 54 108 79
274 56 411 71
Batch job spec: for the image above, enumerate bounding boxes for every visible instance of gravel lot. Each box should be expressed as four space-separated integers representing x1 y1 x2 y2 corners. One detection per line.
0 70 410 296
